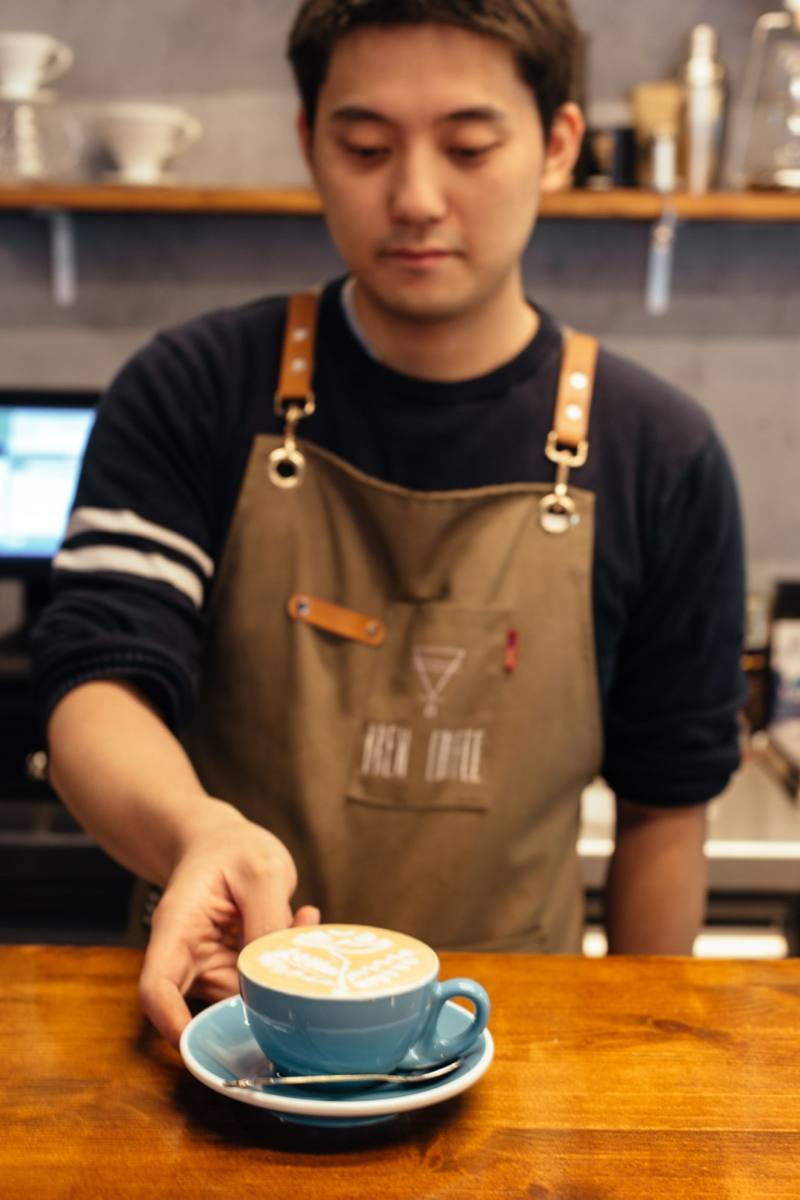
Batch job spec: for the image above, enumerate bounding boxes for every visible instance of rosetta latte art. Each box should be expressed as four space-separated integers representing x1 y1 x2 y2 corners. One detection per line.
251 926 432 997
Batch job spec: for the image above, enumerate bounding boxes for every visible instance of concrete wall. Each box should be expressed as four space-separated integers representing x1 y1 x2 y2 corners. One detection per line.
0 0 797 635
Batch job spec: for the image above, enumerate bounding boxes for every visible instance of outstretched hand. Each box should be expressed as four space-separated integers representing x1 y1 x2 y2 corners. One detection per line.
137 807 320 1046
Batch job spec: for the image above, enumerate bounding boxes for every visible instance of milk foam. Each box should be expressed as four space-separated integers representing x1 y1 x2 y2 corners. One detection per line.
239 925 438 998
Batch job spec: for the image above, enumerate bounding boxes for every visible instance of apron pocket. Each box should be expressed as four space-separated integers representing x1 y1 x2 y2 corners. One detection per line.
346 602 512 812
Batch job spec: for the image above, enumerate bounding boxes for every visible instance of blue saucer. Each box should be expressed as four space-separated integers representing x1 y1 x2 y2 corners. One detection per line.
180 996 494 1128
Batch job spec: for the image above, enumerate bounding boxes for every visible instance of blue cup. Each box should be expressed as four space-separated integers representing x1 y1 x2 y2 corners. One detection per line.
237 925 490 1077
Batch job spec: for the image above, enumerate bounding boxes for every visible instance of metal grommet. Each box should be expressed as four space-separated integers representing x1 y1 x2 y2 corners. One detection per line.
570 370 589 391
539 492 579 535
365 621 379 638
565 403 583 423
297 598 311 616
25 750 49 782
268 445 306 489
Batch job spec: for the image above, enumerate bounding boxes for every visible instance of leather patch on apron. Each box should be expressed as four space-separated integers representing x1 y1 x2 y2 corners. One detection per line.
288 592 386 647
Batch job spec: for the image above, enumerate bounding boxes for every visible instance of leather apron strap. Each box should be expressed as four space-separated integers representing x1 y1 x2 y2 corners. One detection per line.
541 329 599 535
268 292 319 490
552 330 598 454
270 292 600 532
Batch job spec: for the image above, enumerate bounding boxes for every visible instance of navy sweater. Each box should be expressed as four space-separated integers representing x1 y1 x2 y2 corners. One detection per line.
32 278 746 807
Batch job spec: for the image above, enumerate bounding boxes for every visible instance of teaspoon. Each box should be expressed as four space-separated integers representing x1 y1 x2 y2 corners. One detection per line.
223 1058 463 1090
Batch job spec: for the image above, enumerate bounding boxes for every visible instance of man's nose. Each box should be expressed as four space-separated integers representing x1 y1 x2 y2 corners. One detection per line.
388 151 447 226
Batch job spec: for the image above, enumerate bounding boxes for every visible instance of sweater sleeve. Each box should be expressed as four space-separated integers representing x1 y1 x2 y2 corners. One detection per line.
601 431 747 807
30 325 235 733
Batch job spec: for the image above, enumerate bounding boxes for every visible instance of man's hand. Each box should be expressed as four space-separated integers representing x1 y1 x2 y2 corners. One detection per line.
138 804 320 1046
45 682 321 1046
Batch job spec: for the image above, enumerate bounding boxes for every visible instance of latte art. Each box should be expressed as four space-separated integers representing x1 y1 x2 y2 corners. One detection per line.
239 925 438 998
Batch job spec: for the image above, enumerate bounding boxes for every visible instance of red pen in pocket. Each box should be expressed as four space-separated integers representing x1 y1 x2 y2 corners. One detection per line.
504 629 520 673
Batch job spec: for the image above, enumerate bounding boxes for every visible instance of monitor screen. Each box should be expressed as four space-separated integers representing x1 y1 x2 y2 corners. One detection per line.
0 393 97 577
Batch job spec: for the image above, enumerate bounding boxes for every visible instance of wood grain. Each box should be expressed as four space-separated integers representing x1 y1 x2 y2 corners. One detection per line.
2 947 800 1198
0 183 799 221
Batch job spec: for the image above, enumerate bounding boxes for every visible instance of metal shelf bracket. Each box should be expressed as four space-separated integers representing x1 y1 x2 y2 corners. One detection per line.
33 208 78 307
645 205 679 316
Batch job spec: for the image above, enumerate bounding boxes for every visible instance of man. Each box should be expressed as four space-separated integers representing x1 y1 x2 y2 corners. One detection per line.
32 0 745 1047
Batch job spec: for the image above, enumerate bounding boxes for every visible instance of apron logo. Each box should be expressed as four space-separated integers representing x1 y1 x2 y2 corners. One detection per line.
425 729 485 785
360 722 412 780
412 645 466 719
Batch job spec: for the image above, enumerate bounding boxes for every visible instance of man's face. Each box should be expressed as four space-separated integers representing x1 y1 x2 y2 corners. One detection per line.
300 23 578 324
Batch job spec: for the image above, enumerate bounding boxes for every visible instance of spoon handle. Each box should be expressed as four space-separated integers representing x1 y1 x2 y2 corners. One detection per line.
223 1059 462 1089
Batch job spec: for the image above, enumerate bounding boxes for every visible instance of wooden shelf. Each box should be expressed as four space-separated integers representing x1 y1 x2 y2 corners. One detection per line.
1 182 799 221
0 183 323 215
541 188 800 222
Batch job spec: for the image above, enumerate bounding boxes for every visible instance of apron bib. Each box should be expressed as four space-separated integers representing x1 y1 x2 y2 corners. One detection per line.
177 296 604 954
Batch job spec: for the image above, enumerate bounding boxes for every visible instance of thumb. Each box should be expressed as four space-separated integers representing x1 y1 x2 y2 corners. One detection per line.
292 905 321 927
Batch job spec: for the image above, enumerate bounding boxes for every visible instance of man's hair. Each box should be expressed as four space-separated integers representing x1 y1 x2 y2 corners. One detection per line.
287 0 584 136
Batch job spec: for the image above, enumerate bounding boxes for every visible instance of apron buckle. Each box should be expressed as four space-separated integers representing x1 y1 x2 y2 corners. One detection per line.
541 435 587 534
269 398 315 490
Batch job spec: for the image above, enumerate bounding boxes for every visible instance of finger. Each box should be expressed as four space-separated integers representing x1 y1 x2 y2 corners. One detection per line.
186 967 240 1005
138 898 202 1047
233 877 294 946
138 959 193 1048
292 905 321 927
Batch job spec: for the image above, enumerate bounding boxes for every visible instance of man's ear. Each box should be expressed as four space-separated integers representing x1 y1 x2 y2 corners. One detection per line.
540 103 585 194
297 108 315 175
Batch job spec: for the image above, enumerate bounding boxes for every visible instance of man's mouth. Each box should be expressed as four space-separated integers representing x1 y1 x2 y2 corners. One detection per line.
384 248 455 263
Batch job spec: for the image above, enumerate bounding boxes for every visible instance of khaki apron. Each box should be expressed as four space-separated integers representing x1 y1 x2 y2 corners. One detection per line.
138 296 604 954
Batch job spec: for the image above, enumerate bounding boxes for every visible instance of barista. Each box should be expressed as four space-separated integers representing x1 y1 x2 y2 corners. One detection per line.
32 0 745 1046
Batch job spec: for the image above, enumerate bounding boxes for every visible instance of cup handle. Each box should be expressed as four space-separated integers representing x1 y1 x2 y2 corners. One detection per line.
174 115 203 155
46 44 74 82
408 978 490 1067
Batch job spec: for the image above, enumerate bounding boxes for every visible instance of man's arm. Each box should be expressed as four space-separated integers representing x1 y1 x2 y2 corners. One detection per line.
47 679 319 1044
603 797 708 955
48 679 226 887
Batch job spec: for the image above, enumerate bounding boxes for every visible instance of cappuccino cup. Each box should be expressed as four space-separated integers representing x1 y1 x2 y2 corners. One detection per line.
238 924 490 1077
0 32 73 100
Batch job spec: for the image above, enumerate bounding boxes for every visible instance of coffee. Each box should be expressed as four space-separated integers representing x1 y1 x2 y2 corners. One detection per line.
238 924 490 1077
238 924 438 999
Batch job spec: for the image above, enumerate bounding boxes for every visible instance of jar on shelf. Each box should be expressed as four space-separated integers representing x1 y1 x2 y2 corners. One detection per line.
725 0 800 190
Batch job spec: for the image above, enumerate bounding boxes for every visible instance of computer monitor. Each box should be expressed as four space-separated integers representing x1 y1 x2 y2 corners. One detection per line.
0 391 98 581
0 391 98 650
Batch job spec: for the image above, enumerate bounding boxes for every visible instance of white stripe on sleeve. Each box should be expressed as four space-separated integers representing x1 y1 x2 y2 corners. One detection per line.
53 545 204 608
66 507 214 577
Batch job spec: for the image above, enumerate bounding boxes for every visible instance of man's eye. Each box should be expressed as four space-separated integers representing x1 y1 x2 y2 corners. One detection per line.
344 144 389 160
450 144 496 160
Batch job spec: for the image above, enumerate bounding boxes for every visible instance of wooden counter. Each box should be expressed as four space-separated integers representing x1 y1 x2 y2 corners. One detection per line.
2 946 800 1197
